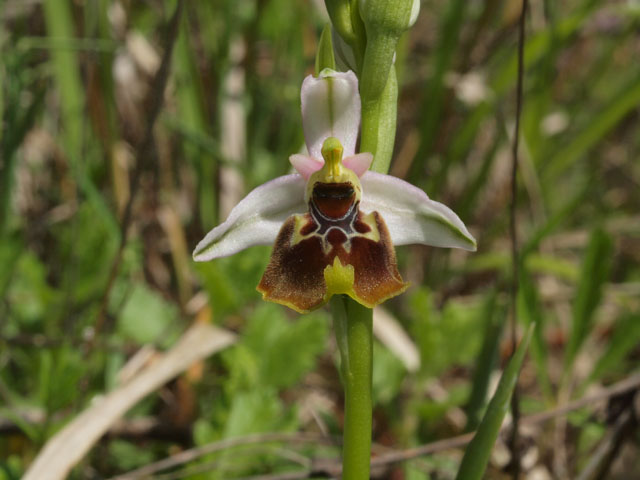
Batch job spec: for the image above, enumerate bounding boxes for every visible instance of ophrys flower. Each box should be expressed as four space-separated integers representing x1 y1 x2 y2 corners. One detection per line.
193 69 476 313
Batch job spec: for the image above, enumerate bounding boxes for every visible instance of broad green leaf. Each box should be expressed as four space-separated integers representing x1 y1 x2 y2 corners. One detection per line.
247 306 329 389
117 284 180 346
224 303 329 391
223 389 287 438
409 288 483 377
455 324 533 480
6 252 57 328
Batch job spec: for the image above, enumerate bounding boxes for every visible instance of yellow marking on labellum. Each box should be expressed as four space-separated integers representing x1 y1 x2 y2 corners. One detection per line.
358 212 381 243
323 257 355 301
291 214 312 246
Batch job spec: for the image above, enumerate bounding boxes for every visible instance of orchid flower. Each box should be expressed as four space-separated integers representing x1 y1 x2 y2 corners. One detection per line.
193 69 476 313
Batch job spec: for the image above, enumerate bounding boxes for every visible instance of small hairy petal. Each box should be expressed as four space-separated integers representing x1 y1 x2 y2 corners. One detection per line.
360 172 477 251
193 175 306 261
301 70 360 160
289 154 323 180
290 152 373 180
343 153 373 177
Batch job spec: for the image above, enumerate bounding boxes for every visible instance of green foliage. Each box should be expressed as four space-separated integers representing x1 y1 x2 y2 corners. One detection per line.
107 440 156 471
197 248 271 317
372 342 406 405
117 284 180 346
5 253 57 329
224 304 329 391
223 389 290 439
408 288 483 378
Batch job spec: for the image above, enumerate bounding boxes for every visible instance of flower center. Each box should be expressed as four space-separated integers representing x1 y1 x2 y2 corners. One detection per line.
305 137 363 208
312 182 356 219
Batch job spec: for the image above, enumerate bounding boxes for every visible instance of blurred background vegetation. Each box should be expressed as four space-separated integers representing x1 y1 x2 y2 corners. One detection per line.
1 0 639 478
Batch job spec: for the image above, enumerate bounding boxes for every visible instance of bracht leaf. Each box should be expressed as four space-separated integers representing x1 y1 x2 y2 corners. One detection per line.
315 23 336 75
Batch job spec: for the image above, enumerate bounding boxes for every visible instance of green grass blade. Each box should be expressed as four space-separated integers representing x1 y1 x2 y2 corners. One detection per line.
519 268 553 401
565 227 613 369
42 0 85 159
455 324 534 480
464 291 505 431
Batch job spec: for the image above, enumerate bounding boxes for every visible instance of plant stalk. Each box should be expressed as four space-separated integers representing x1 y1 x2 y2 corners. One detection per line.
331 296 373 480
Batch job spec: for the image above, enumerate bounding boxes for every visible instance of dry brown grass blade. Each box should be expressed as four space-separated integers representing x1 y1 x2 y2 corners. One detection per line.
22 323 236 480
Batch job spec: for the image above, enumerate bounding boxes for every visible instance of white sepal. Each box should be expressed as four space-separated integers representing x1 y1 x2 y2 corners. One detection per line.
193 174 307 261
360 172 477 251
301 70 360 160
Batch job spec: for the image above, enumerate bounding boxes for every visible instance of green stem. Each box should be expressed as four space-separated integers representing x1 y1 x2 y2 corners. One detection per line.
331 296 373 480
360 66 398 174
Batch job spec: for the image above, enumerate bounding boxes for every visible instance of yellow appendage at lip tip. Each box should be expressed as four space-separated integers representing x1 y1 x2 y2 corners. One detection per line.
323 257 354 298
323 256 377 308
